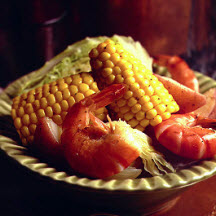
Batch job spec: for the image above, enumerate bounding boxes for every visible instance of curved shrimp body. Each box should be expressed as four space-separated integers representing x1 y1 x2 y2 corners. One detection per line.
61 84 142 179
154 113 216 159
153 55 199 92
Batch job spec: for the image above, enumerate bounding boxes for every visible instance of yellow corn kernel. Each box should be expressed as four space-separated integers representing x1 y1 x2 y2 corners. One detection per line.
22 114 30 126
82 74 94 85
25 103 34 114
151 95 161 106
93 107 105 115
115 75 124 83
106 74 115 85
90 82 99 91
68 96 76 107
29 124 37 134
55 91 63 102
21 126 30 137
40 97 48 109
74 92 85 102
50 85 58 94
128 118 139 128
89 48 99 58
116 98 127 107
84 89 95 97
14 117 22 129
150 115 163 126
69 85 78 95
131 104 142 113
62 88 70 100
104 60 114 68
142 101 154 112
102 68 113 78
161 112 171 120
93 59 103 69
45 106 53 118
21 93 28 100
30 113 38 124
146 108 157 119
37 109 45 118
130 83 140 92
56 78 64 86
47 94 56 106
53 103 61 115
90 39 179 130
17 107 25 117
97 42 107 53
27 94 35 103
11 72 107 145
21 100 26 107
119 106 130 114
124 90 133 99
140 119 150 128
135 111 145 121
42 84 50 93
105 43 116 54
60 100 69 111
98 52 111 61
135 125 145 132
113 66 121 75
124 112 134 121
155 104 167 114
127 97 137 107
79 83 89 93
11 108 17 119
133 89 145 99
35 91 42 100
125 77 135 85
61 111 68 121
64 76 72 84
58 83 68 91
71 76 82 85
110 53 120 64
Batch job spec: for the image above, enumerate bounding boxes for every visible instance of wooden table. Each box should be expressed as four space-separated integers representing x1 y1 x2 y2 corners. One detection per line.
153 175 216 216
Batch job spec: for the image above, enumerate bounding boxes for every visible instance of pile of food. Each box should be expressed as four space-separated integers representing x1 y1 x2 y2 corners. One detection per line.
10 35 216 179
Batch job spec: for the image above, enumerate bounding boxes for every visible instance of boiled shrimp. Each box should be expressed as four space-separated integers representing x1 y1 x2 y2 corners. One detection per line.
154 113 216 159
153 55 199 92
61 83 174 179
61 83 143 179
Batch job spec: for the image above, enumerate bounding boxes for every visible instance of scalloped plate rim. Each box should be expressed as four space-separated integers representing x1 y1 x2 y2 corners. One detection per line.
1 71 216 192
0 136 216 192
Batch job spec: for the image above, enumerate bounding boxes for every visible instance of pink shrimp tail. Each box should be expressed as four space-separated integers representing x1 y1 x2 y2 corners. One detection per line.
62 83 127 132
88 83 127 110
154 113 216 159
153 54 199 92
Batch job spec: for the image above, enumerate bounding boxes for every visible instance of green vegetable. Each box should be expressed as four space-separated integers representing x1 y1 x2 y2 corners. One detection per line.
112 120 174 176
4 35 152 98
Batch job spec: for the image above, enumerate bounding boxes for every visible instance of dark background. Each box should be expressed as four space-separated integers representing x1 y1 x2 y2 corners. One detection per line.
1 0 216 88
1 1 216 216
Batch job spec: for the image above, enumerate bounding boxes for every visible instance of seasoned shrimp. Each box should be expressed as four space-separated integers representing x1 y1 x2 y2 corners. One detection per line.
61 83 143 179
153 55 199 92
154 113 216 159
61 83 174 178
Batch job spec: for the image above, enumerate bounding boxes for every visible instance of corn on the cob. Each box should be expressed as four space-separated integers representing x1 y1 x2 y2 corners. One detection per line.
11 72 107 146
89 39 179 131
